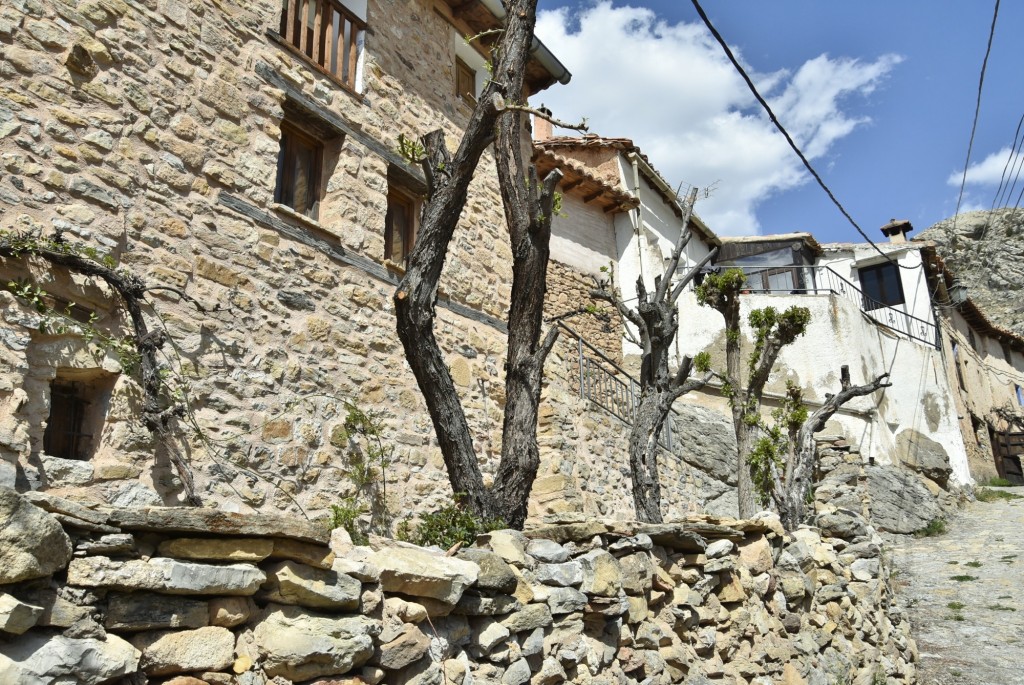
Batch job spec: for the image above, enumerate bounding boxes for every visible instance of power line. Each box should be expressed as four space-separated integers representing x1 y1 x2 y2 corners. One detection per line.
951 0 1001 235
688 0 914 269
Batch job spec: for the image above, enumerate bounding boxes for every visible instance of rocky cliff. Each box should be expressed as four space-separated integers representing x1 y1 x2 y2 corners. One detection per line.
918 208 1024 335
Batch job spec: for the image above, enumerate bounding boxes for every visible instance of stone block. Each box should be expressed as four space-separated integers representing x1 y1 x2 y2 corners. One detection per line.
0 633 139 684
260 559 361 610
368 546 478 605
67 556 265 595
157 537 274 562
0 486 73 584
131 626 234 676
0 594 42 634
105 593 208 632
253 603 377 681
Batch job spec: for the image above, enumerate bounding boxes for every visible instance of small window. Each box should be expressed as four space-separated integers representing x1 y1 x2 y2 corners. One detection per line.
43 371 117 461
385 184 419 263
968 329 978 353
275 122 323 219
858 262 905 311
276 0 367 93
455 57 476 106
1017 384 1024 407
1001 340 1013 364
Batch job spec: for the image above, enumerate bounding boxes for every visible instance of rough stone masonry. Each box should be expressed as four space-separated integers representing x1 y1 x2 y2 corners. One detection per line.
0 486 917 684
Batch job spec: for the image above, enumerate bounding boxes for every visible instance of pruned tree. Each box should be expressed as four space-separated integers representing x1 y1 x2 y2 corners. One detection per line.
393 0 583 529
591 188 718 523
762 366 891 530
696 269 810 518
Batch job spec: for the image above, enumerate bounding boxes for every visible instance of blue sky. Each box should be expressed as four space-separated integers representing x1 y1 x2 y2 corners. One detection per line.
532 1 1024 242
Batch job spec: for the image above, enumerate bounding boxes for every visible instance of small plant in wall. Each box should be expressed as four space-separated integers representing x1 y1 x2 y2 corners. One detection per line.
328 400 395 543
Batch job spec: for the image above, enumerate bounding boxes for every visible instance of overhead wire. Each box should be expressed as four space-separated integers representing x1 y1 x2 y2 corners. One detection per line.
950 0 1001 237
688 0 916 269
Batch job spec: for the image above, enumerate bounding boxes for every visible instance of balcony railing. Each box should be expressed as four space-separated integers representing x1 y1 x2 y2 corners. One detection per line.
558 322 675 451
721 265 939 348
276 0 366 93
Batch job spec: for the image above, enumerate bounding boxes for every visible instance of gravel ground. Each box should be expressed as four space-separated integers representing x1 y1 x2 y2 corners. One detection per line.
889 486 1024 685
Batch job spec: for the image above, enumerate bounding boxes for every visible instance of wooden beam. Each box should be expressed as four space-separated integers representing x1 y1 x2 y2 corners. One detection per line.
560 178 583 192
583 189 602 204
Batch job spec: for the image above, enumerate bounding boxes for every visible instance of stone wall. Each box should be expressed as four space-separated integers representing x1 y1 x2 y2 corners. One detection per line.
0 487 917 684
544 260 623 366
1 0 738 522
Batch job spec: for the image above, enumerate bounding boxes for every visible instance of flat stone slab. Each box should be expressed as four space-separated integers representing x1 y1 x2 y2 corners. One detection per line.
67 556 265 596
106 507 328 544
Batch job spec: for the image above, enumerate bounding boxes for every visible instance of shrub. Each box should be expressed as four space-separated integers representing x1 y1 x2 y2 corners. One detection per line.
914 518 946 537
950 574 978 582
330 498 368 546
396 497 505 549
976 488 1023 502
981 477 1013 487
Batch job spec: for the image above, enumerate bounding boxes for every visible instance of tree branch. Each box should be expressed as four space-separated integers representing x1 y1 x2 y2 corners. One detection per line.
145 285 208 313
670 246 719 304
654 187 698 303
495 99 589 132
591 287 644 330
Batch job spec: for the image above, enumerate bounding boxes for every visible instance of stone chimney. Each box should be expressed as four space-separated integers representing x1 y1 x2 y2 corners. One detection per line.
533 107 553 141
880 219 913 243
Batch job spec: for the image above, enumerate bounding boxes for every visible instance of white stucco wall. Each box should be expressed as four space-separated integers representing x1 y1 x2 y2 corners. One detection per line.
549 193 617 277
676 289 972 484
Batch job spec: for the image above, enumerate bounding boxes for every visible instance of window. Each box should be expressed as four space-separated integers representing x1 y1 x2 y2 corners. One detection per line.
858 262 905 311
275 0 367 93
275 122 323 219
385 185 418 263
43 371 117 461
1017 384 1024 407
455 57 476 106
968 329 978 353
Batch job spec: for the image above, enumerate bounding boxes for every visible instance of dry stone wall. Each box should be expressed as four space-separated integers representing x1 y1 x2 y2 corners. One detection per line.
0 487 917 685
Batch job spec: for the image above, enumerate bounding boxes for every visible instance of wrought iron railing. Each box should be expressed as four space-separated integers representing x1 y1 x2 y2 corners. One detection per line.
557 322 674 450
721 265 939 348
276 0 366 93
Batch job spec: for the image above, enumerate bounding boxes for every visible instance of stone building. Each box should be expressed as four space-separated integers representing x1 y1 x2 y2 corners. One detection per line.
0 0 743 524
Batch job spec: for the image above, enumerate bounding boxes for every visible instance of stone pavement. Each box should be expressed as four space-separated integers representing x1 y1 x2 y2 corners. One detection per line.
889 486 1024 685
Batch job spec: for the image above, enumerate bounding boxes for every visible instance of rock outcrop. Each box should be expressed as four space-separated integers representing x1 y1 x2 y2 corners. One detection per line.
919 208 1024 336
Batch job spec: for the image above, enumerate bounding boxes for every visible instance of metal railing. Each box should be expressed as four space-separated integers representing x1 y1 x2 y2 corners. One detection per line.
557 322 675 450
722 265 939 348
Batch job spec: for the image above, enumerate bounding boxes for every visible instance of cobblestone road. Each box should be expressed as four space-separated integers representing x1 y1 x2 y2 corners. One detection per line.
889 486 1024 685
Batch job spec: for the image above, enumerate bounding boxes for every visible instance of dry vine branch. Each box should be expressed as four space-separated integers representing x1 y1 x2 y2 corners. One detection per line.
0 230 205 504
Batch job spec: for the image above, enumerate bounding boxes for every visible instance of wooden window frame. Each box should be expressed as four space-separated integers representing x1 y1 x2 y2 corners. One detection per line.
385 184 420 265
858 261 905 311
275 121 324 220
455 56 477 106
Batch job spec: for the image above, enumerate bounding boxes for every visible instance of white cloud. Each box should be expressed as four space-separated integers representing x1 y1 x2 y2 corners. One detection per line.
947 146 1017 186
533 2 902 235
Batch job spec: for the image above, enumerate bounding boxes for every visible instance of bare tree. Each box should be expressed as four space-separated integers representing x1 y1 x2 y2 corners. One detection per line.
766 367 890 530
393 0 580 529
697 270 810 518
591 188 717 523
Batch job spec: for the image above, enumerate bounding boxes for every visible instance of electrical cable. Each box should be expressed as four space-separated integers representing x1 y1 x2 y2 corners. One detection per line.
689 0 916 270
951 0 1001 236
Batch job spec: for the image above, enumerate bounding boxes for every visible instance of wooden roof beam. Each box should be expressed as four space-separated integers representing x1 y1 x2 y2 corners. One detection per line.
583 189 602 204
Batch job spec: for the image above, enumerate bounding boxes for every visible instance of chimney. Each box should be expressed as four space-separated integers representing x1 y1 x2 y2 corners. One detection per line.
533 106 553 141
880 219 913 243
